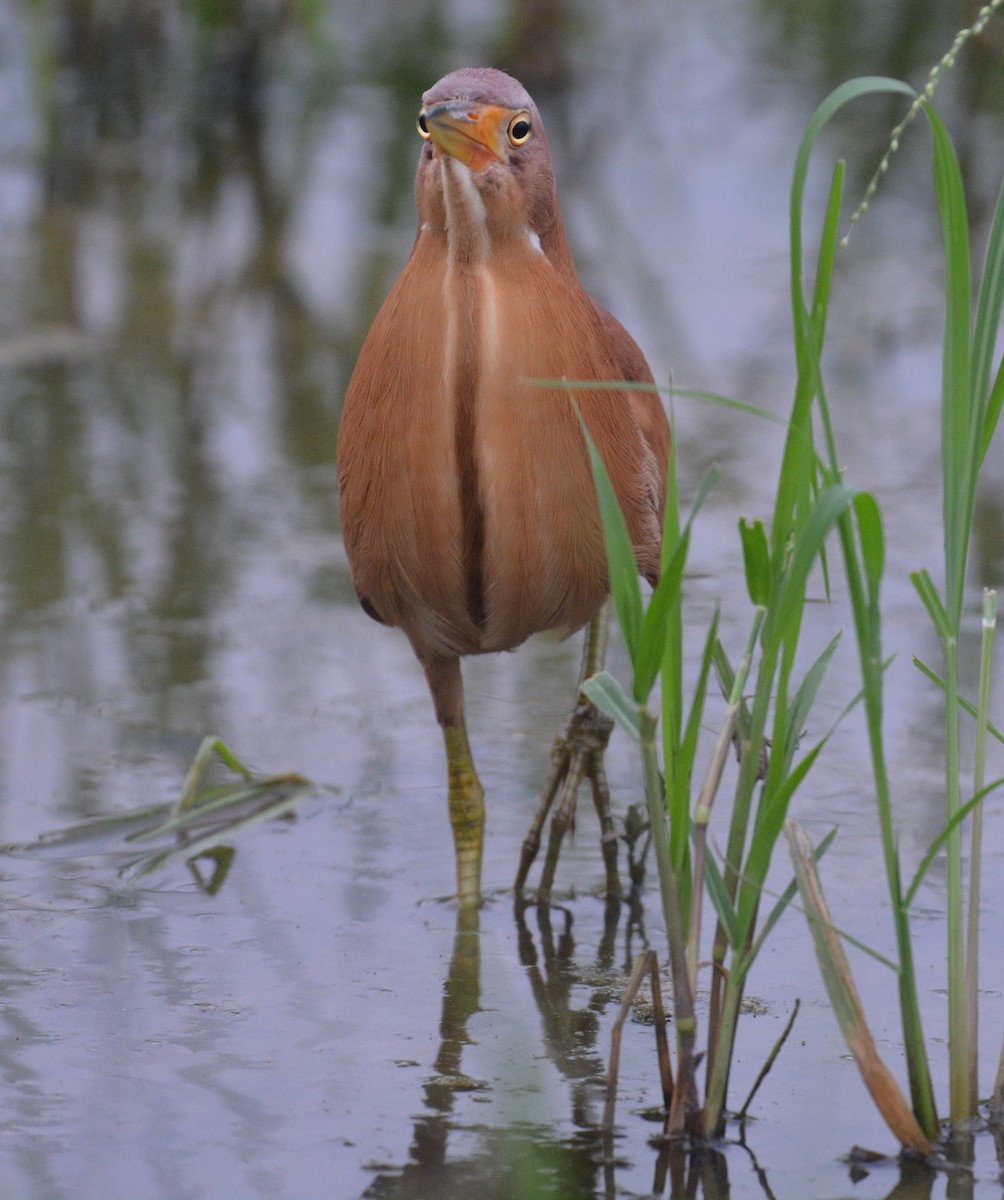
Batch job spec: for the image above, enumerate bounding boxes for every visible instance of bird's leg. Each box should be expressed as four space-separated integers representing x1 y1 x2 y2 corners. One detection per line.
534 693 616 903
587 750 620 891
424 656 485 906
514 603 621 902
444 722 485 903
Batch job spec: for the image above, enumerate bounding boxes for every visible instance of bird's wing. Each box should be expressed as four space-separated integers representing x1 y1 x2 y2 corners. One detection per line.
590 298 671 539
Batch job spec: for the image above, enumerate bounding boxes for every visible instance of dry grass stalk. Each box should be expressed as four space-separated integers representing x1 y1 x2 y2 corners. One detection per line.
785 822 933 1156
603 949 674 1135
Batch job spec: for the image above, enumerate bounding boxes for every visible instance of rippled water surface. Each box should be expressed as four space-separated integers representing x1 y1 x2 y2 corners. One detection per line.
1 2 1004 1197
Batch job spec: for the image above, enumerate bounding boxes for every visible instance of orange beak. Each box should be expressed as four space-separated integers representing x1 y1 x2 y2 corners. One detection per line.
424 101 509 173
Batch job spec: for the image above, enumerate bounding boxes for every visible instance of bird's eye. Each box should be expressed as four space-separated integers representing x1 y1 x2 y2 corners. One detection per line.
417 111 431 139
507 114 531 145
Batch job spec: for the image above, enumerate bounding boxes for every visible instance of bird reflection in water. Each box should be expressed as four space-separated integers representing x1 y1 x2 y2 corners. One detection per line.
366 902 631 1198
363 899 743 1199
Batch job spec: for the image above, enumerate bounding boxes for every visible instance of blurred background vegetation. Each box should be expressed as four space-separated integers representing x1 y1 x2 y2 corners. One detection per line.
0 0 999 854
0 0 999 886
1 4 1003 1197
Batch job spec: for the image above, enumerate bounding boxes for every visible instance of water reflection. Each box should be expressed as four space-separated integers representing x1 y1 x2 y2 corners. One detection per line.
0 1 1002 1197
352 894 976 1200
410 907 483 1173
754 0 1004 226
365 900 662 1199
362 899 750 1199
757 0 965 90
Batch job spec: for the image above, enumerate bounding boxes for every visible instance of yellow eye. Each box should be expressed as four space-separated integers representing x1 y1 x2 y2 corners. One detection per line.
507 113 531 145
417 111 431 139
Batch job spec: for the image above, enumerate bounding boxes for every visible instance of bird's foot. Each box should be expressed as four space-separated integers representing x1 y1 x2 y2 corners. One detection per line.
514 696 622 905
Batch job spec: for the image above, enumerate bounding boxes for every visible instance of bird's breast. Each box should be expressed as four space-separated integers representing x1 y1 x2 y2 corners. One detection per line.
441 240 613 646
338 230 655 662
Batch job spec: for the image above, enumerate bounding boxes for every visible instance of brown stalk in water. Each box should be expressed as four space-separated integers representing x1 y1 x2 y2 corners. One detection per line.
785 822 933 1156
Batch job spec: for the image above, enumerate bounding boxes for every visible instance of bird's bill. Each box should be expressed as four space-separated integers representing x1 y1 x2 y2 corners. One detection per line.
423 101 510 173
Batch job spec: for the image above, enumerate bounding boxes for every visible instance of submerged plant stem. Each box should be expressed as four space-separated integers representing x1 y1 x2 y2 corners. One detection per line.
639 709 702 1137
837 516 939 1137
604 949 673 1134
736 998 800 1122
943 635 971 1124
786 823 933 1156
966 590 997 1111
688 611 764 997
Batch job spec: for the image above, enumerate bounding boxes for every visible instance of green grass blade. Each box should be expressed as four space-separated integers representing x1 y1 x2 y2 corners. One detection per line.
910 568 952 639
973 172 1004 429
925 102 973 626
703 852 741 950
582 670 642 743
791 78 917 311
679 612 721 789
740 518 771 607
808 162 847 471
128 784 315 880
636 528 688 701
576 407 643 663
745 740 829 903
782 77 915 565
912 655 1004 743
126 776 312 843
852 492 885 599
768 482 856 644
984 357 1004 463
809 161 846 344
635 465 718 701
903 777 1004 907
669 387 790 426
784 631 842 774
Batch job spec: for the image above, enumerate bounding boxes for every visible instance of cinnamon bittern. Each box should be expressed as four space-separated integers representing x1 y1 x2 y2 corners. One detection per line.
337 68 669 905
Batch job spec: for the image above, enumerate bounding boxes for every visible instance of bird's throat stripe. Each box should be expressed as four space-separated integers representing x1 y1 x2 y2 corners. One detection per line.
441 158 490 265
448 268 487 632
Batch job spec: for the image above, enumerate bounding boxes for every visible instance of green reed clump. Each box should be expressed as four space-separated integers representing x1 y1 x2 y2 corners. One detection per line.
783 56 1004 1143
909 115 1004 1129
582 13 1004 1147
577 255 863 1134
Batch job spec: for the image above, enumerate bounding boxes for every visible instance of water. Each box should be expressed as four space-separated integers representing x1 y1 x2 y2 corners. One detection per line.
0 1 1003 1196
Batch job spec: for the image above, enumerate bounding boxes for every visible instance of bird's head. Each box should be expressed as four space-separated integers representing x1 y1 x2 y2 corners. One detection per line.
414 68 565 263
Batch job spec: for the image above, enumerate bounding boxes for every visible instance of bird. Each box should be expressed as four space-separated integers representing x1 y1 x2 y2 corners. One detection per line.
337 67 670 906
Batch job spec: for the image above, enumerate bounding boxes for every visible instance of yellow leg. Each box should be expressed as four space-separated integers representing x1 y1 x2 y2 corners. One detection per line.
444 722 485 906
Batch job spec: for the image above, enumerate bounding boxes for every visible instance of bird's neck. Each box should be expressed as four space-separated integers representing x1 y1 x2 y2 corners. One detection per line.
417 153 580 287
436 157 553 272
440 158 492 266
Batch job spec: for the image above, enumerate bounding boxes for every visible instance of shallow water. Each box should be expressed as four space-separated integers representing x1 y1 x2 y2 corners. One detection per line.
1 2 1003 1197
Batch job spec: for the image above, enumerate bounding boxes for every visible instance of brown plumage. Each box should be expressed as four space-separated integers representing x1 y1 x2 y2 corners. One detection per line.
337 67 670 904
